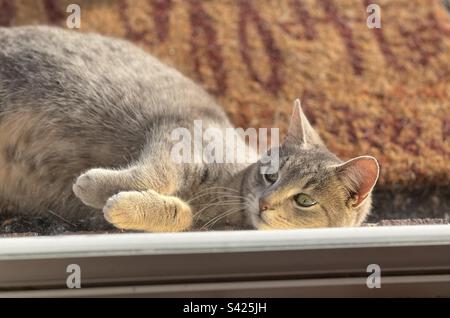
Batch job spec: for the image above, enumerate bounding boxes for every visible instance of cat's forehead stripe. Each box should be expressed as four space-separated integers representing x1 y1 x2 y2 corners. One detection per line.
303 177 318 190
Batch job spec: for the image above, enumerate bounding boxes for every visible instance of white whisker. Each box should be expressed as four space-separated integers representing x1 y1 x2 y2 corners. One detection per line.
201 207 245 230
193 200 242 222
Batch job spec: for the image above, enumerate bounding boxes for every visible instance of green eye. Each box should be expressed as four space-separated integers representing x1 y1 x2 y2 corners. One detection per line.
293 193 317 207
263 172 278 184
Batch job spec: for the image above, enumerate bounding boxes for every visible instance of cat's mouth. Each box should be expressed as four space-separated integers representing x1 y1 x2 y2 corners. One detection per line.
257 216 271 226
247 209 271 229
253 215 277 230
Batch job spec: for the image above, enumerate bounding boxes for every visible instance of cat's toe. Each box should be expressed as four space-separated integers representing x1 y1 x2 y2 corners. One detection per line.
102 194 116 222
102 191 142 229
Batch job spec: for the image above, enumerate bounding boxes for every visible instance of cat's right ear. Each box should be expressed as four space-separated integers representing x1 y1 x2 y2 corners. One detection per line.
283 99 325 149
335 156 380 208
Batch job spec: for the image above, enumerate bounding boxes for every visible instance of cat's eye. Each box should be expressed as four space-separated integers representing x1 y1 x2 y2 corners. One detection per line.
293 193 317 208
263 172 278 184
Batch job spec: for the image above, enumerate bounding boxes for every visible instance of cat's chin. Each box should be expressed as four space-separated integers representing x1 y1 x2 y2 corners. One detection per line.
246 210 273 230
253 219 274 230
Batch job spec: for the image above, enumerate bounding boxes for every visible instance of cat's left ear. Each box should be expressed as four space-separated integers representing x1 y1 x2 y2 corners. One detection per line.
335 156 380 208
283 99 326 149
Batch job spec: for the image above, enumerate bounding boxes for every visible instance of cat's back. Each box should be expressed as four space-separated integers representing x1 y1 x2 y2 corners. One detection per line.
0 26 163 94
0 26 183 83
0 26 213 115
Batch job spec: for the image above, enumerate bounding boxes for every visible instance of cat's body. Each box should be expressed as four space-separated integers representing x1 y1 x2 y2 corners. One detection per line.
0 26 249 230
0 26 379 232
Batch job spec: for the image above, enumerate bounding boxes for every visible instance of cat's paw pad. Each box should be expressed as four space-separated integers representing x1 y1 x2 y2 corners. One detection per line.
73 169 112 208
103 191 143 230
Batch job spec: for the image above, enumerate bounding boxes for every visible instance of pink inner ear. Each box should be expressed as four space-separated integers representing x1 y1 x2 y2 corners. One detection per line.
354 157 379 195
342 157 379 207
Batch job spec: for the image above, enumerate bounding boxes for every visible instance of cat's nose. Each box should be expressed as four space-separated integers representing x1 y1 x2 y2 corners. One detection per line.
259 199 270 213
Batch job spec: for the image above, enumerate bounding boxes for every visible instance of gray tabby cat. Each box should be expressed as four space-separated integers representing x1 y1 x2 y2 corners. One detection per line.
0 26 379 232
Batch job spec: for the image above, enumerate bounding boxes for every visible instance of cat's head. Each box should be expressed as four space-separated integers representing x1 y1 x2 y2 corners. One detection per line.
244 100 379 229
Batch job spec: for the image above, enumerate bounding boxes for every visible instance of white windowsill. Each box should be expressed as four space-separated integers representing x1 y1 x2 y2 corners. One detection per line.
1 224 449 260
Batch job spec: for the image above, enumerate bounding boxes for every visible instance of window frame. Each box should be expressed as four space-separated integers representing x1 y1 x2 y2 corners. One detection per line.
1 225 450 297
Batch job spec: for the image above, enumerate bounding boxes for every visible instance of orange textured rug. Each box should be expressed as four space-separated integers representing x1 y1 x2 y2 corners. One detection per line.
1 0 449 220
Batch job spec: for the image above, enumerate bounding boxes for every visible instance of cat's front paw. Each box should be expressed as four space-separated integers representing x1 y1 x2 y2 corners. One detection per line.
73 169 117 209
103 190 192 232
103 191 144 230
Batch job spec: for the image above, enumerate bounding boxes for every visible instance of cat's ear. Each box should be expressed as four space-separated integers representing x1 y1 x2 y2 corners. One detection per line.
283 99 325 149
335 156 380 208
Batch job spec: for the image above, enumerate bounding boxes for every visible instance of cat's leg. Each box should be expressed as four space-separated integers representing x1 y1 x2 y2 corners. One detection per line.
73 167 143 209
75 153 192 231
102 189 192 232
